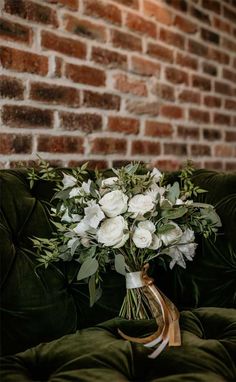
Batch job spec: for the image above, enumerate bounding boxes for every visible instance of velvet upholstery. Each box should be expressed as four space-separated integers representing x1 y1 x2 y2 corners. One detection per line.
0 168 235 381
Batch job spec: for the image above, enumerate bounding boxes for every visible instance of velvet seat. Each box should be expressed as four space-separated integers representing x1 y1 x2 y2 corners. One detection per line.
0 168 235 381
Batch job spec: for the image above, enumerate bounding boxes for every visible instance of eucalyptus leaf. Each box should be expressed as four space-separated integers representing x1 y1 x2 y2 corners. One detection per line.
77 257 98 281
167 182 180 204
71 239 81 256
52 189 71 201
161 206 188 219
114 254 126 275
158 223 176 234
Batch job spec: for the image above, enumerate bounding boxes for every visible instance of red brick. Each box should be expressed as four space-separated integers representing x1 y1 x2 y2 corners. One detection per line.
192 74 211 91
65 63 106 87
113 74 147 96
126 100 159 116
143 1 173 25
64 14 106 42
174 15 197 33
177 125 200 140
4 0 58 27
0 76 24 99
131 56 160 76
225 99 236 110
152 83 175 102
215 145 235 157
132 140 160 155
90 137 127 154
188 39 208 57
202 62 217 76
204 161 223 170
125 12 156 38
203 128 221 141
165 67 188 85
41 31 86 59
190 6 210 24
91 46 127 70
60 112 102 133
84 0 121 25
111 29 142 52
0 133 32 154
204 95 221 108
2 105 53 128
179 90 200 104
160 28 185 49
222 37 236 52
223 68 236 83
208 48 230 65
223 5 236 23
176 52 198 70
108 116 139 135
112 160 132 168
83 91 120 110
145 121 173 137
164 0 187 12
30 82 80 107
161 105 183 119
147 42 173 63
111 0 139 9
151 159 181 171
55 56 63 77
189 109 210 123
47 0 78 10
68 159 108 169
213 16 231 34
191 144 211 156
214 113 231 125
0 46 48 75
201 28 219 45
202 0 221 13
164 143 187 156
225 162 236 171
226 131 236 141
0 18 32 44
215 81 232 96
38 135 84 153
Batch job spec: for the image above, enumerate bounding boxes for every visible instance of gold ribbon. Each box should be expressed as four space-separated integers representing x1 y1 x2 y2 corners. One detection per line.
118 264 181 358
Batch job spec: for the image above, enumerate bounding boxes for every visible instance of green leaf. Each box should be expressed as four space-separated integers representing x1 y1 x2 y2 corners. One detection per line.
157 223 176 234
76 257 98 281
71 239 81 256
52 189 71 201
161 206 188 219
88 274 96 307
114 254 126 275
167 182 180 204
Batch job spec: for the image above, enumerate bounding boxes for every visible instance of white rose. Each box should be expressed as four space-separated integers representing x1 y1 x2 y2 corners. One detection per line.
160 222 182 246
128 194 154 219
101 177 118 188
84 203 105 229
132 227 152 249
151 168 162 183
99 190 128 217
62 173 77 189
138 220 156 233
69 187 82 198
149 234 162 250
81 179 92 194
97 216 129 248
73 218 90 236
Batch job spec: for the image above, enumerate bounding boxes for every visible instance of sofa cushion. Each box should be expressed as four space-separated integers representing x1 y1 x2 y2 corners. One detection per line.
0 308 235 382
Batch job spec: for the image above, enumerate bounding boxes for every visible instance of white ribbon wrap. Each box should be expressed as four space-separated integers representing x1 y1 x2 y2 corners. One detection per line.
125 271 145 289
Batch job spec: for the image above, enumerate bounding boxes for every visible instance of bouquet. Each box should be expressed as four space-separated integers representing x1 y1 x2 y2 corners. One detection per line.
30 161 221 358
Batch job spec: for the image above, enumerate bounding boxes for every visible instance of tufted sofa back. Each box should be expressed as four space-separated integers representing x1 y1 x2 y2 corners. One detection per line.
0 168 235 356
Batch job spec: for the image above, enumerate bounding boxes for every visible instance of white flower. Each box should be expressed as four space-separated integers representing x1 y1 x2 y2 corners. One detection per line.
73 218 90 236
175 198 184 205
69 187 82 198
146 183 166 202
67 237 78 248
81 179 92 194
151 168 162 183
165 228 197 269
128 194 154 219
160 222 182 246
132 227 152 249
166 247 186 269
61 209 81 223
99 190 128 217
84 203 105 229
149 234 162 250
138 220 156 233
97 216 129 248
101 177 118 188
62 173 77 189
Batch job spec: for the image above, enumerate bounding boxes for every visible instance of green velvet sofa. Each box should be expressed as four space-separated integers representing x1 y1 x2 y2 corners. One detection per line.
0 168 236 382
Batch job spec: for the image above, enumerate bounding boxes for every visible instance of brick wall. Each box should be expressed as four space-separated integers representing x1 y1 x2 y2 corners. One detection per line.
0 0 236 171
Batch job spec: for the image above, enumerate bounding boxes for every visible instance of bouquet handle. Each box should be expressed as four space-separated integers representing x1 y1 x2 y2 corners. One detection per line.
118 264 181 358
